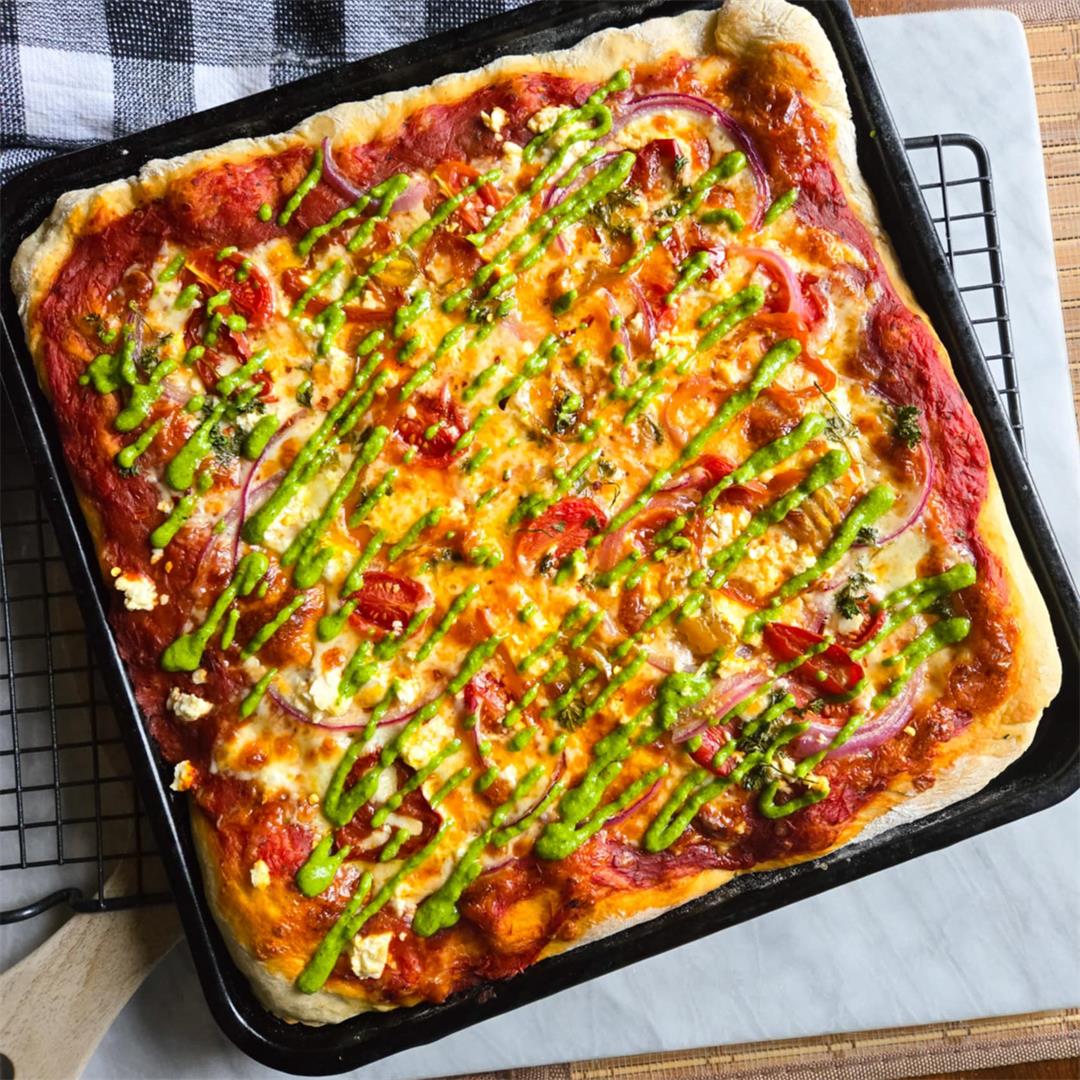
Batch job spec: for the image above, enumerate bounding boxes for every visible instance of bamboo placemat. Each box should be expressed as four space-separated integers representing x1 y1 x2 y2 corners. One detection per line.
455 1008 1080 1080
445 5 1079 1079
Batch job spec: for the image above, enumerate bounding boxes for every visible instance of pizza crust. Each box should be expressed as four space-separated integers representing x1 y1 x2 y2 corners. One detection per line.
11 0 1061 1025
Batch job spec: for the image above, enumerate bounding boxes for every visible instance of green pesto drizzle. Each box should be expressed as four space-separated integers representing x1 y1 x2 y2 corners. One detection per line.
161 552 268 671
159 253 186 282
289 258 344 319
315 529 385 642
278 144 324 227
149 492 196 549
241 594 306 659
708 449 851 586
415 584 479 661
239 667 277 719
242 341 383 543
115 419 163 469
763 187 799 226
386 508 445 562
695 284 765 353
665 251 712 305
220 607 240 650
295 825 448 994
284 426 389 588
742 484 896 639
295 833 353 898
411 765 546 936
242 415 279 460
598 338 801 541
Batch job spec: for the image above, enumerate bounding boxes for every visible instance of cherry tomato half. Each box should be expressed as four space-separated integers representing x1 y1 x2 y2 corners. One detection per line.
394 391 468 468
689 723 737 777
348 571 428 634
762 622 863 696
515 497 608 570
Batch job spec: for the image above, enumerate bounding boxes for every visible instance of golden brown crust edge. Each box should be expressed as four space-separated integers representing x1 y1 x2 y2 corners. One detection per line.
12 0 1061 1024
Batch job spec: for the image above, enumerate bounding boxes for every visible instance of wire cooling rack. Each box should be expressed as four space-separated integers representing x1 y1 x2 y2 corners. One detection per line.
0 133 1026 922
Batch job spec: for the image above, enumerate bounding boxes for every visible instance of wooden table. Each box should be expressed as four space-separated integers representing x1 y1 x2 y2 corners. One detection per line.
470 3 1079 1078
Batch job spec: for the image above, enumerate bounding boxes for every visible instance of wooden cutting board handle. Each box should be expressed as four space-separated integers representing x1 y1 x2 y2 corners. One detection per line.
0 892 181 1080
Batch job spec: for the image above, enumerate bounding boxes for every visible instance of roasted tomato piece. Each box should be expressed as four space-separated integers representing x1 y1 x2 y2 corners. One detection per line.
347 571 428 634
763 622 863 696
182 248 272 329
515 497 607 571
394 389 468 468
838 607 886 649
432 160 500 233
688 723 736 777
464 670 514 726
671 453 768 507
334 764 442 862
631 138 681 196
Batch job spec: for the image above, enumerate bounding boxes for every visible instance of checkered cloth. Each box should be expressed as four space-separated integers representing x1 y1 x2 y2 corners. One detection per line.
0 0 529 181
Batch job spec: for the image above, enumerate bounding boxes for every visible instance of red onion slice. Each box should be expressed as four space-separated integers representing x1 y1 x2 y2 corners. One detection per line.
672 671 766 744
543 153 618 255
500 753 567 830
661 374 713 449
728 245 809 321
267 686 424 732
628 280 657 346
596 488 698 572
614 93 769 227
861 439 935 547
603 776 662 829
392 176 431 215
793 668 923 760
321 136 364 202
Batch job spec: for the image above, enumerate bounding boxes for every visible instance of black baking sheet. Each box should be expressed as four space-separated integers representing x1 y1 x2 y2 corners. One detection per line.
1 1 1077 1073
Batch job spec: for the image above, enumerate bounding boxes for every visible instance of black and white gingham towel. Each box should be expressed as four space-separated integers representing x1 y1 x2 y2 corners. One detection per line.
0 0 530 181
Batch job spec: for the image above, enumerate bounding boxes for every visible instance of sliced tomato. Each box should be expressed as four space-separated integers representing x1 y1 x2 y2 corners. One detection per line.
347 572 428 634
432 160 500 233
247 820 313 877
748 310 836 392
183 249 272 329
670 453 768 507
798 272 829 329
464 670 514 726
394 389 467 468
335 763 442 861
838 607 886 649
763 622 863 696
689 724 737 777
631 138 680 196
515 497 608 571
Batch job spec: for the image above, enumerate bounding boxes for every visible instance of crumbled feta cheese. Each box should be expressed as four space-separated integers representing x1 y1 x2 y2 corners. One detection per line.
192 668 208 685
250 859 271 889
528 105 566 133
395 677 421 707
481 106 508 134
150 549 164 564
837 613 864 637
628 312 645 336
502 140 522 159
156 496 173 514
308 668 346 715
400 714 453 770
115 572 158 611
170 760 197 792
349 932 394 980
167 687 213 722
